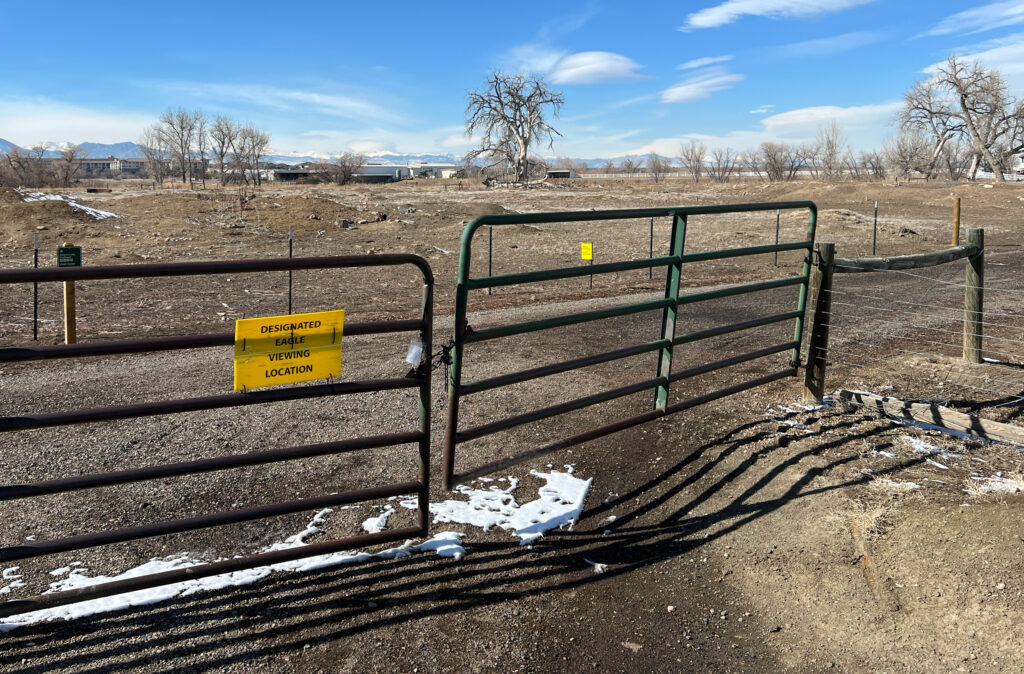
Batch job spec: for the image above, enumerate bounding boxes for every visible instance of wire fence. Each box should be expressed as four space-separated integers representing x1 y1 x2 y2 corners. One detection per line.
810 248 1024 422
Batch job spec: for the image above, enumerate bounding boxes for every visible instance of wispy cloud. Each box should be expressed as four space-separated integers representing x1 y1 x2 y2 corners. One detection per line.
678 55 733 69
500 43 568 74
145 81 403 125
922 1 1024 37
538 4 600 41
777 31 881 57
682 0 876 30
0 96 151 145
750 104 775 114
550 52 647 84
660 67 745 103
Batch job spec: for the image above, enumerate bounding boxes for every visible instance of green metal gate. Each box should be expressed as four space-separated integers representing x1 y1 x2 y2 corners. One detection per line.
442 201 817 489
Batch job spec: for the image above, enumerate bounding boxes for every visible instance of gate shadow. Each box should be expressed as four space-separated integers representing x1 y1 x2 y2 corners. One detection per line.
0 410 919 673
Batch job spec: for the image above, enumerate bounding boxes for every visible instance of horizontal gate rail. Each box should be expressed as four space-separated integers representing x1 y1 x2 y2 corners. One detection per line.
443 201 817 489
0 319 425 363
0 254 433 619
0 377 422 432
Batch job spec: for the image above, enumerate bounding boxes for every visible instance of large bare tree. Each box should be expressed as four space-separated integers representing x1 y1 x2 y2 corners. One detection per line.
465 71 564 184
158 107 204 183
53 145 84 187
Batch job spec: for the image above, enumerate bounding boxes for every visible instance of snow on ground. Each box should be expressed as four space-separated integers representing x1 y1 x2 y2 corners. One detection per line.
362 505 395 534
430 469 593 546
966 472 1024 496
16 189 119 219
0 468 592 630
0 507 464 632
868 478 924 492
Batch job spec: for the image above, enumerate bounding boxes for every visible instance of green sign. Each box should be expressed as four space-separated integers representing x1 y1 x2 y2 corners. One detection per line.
57 246 82 267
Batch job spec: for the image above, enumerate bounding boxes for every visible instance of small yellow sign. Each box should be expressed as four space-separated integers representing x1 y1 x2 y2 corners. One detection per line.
233 310 345 391
581 242 593 260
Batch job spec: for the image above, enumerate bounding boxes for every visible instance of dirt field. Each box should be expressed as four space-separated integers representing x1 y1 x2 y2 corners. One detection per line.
1 178 1023 672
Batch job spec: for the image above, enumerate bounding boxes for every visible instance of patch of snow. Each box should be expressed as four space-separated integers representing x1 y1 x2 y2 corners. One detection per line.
927 459 950 470
965 474 1024 496
868 478 923 492
873 450 897 459
361 505 395 534
430 469 592 546
584 558 608 574
16 189 119 219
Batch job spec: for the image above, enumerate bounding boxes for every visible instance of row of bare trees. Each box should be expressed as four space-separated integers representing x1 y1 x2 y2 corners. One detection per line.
139 109 271 188
0 145 88 188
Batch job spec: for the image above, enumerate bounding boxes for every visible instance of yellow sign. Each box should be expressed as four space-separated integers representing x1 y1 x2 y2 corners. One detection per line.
233 310 345 391
581 242 593 260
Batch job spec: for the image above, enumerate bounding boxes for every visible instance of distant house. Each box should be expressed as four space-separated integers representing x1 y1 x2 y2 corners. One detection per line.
546 169 576 179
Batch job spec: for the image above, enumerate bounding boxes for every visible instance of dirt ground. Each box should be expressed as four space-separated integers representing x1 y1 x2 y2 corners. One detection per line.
0 177 1023 673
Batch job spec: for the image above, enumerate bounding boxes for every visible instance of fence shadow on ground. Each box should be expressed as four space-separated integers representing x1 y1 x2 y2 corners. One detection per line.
0 410 927 674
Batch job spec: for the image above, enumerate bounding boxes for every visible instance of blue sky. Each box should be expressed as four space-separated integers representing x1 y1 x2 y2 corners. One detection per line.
2 0 1023 158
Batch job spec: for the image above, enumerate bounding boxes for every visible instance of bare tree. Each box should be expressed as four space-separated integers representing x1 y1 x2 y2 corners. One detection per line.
619 157 639 177
3 145 51 187
230 124 271 190
706 147 738 183
139 124 170 184
678 140 706 184
209 115 239 185
52 145 84 186
465 71 564 184
940 138 973 181
817 121 846 181
315 151 365 184
859 150 886 178
884 131 932 182
898 77 965 179
158 107 204 183
760 142 789 182
936 55 1024 181
602 159 616 174
743 147 765 182
647 154 669 183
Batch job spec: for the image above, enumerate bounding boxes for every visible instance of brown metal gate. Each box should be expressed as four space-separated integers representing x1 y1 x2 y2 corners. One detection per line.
0 254 433 617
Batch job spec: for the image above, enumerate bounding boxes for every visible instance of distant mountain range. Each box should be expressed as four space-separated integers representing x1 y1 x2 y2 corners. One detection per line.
0 137 655 168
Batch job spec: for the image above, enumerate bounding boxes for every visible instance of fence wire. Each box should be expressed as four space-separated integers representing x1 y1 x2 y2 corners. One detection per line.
814 257 1024 422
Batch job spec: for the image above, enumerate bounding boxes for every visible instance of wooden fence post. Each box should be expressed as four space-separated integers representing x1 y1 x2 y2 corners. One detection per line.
963 228 984 364
803 242 835 404
952 196 961 246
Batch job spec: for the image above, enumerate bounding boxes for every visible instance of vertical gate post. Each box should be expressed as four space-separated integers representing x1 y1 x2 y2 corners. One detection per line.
963 227 984 364
417 278 434 528
803 242 835 404
952 197 961 246
654 212 686 411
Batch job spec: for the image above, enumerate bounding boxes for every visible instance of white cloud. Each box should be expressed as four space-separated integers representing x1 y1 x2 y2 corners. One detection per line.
678 55 733 69
923 1 1024 37
0 96 151 145
923 33 1024 89
550 52 646 84
500 43 568 74
750 104 775 114
660 67 745 103
148 82 401 125
627 101 901 155
777 31 881 57
683 0 876 30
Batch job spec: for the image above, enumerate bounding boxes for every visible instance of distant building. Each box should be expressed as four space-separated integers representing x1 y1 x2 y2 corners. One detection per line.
546 169 576 179
410 163 461 179
352 165 412 183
